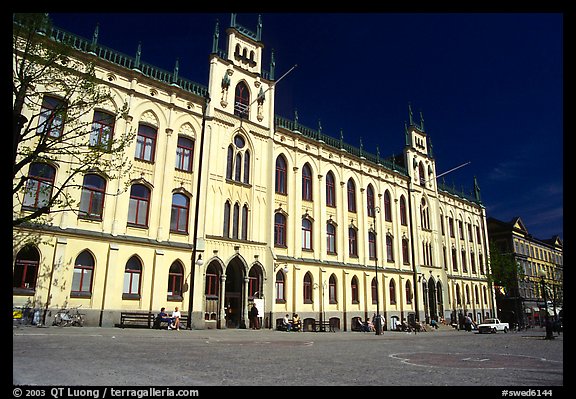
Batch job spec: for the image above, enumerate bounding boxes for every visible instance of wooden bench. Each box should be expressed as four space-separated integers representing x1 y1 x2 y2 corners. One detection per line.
314 319 335 332
119 311 188 329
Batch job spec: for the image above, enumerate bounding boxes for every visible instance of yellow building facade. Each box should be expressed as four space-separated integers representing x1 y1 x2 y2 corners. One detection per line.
13 15 495 329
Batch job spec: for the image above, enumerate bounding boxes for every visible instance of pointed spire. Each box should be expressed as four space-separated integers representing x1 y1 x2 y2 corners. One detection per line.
359 137 364 158
270 49 276 80
376 146 381 165
419 110 425 131
318 119 323 134
339 128 344 149
404 121 410 146
212 19 220 54
90 23 99 53
474 176 482 202
294 109 299 131
428 136 434 158
230 13 237 28
134 42 142 71
256 14 263 41
172 58 179 84
408 102 414 125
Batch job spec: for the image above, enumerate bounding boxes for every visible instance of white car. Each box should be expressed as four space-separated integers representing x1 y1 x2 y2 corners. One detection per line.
477 318 509 334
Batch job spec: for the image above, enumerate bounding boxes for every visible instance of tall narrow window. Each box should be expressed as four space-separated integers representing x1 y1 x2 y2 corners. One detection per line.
241 205 249 240
367 184 375 217
452 248 458 272
234 153 242 181
371 278 378 304
275 271 286 303
205 263 220 296
384 190 392 222
402 239 410 264
234 81 250 118
400 195 407 225
167 261 184 298
348 227 358 257
37 96 66 138
135 124 157 162
232 203 240 239
243 151 250 184
274 213 287 247
351 276 359 304
405 280 412 304
303 272 313 304
72 251 95 297
79 174 106 220
223 201 231 238
326 171 336 207
90 111 114 150
389 279 397 305
302 218 313 251
175 136 194 172
170 193 189 233
22 163 56 210
419 162 426 186
327 223 336 254
226 145 234 180
368 231 376 260
329 274 337 304
302 163 313 201
386 235 394 262
275 155 287 194
123 256 142 298
248 267 262 298
347 179 356 212
127 184 150 227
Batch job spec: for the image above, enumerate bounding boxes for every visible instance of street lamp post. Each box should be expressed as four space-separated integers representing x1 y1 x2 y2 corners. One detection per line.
373 206 382 336
538 270 554 340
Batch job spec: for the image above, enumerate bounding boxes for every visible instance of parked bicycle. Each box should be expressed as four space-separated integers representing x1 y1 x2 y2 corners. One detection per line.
52 306 84 327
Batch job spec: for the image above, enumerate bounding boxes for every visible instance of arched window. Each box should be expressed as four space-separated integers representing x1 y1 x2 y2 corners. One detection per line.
367 184 375 217
368 231 376 260
302 163 313 201
232 203 240 239
168 261 184 299
302 218 313 250
248 266 262 298
474 285 480 305
329 274 337 304
303 272 313 303
384 190 392 222
22 162 56 210
37 95 66 138
135 124 157 162
327 223 336 254
128 184 150 227
462 249 468 273
371 277 378 304
226 145 234 180
234 81 250 118
90 110 115 150
170 193 189 233
79 174 106 220
348 227 358 257
72 250 94 296
347 179 356 212
326 171 336 207
223 201 231 238
456 284 461 305
13 245 40 291
275 155 287 194
241 204 249 240
405 280 412 304
123 256 142 298
402 238 410 264
243 151 250 184
420 198 430 230
274 213 287 247
175 136 194 172
351 276 359 304
234 152 242 181
386 235 394 262
400 195 407 226
419 162 426 186
389 279 397 305
452 248 458 272
205 263 220 296
275 271 286 303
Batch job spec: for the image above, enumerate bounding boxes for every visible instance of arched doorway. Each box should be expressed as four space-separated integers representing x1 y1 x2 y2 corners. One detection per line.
428 278 438 321
224 257 245 328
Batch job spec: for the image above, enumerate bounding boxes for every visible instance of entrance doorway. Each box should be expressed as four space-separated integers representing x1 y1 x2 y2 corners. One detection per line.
224 258 245 328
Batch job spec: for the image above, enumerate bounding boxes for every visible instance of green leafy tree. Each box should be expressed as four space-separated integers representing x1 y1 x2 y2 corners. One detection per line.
487 240 524 296
13 13 134 233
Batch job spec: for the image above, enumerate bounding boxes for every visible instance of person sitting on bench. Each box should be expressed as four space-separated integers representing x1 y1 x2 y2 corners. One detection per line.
154 307 173 329
282 314 292 331
169 306 181 330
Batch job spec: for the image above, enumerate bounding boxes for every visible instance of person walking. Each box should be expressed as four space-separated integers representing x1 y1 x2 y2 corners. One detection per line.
250 303 259 329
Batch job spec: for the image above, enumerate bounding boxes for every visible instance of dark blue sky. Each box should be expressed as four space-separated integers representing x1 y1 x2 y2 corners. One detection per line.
48 13 563 241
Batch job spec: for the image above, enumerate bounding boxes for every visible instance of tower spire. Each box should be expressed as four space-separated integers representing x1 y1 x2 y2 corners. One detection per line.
212 19 220 54
256 14 262 41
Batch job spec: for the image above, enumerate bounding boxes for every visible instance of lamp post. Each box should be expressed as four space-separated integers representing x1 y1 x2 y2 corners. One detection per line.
373 206 382 335
538 270 554 340
186 90 210 329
